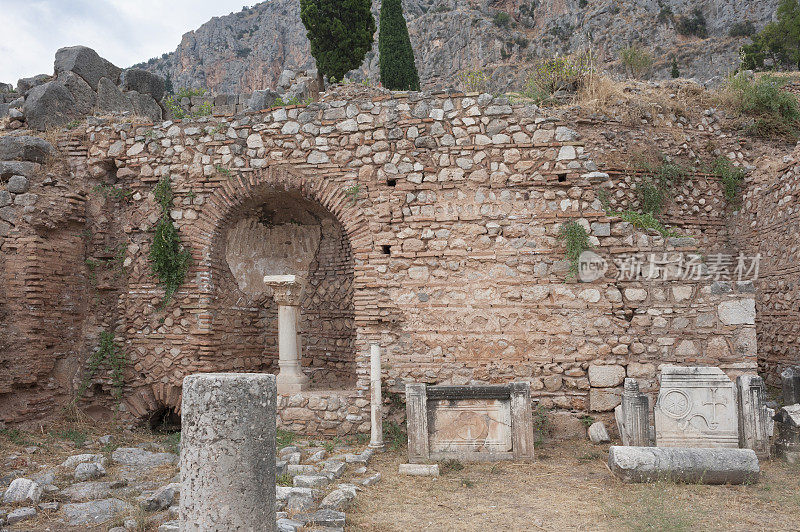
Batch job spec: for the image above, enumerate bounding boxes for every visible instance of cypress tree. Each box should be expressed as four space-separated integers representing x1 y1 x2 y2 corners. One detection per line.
379 0 420 91
670 58 680 78
164 73 174 95
300 0 376 87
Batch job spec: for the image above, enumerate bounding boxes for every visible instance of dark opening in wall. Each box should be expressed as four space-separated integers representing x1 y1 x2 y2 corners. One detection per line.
146 405 181 432
558 174 567 183
381 245 391 255
387 178 397 187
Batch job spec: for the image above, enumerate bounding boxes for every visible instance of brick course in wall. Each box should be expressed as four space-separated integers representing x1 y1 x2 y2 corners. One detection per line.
0 86 782 432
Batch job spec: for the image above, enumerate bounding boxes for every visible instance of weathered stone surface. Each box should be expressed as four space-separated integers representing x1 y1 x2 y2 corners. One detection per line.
128 91 163 122
2 478 42 504
781 366 800 405
7 175 30 194
62 498 133 526
717 299 756 325
608 446 759 484
588 421 610 443
61 453 105 469
55 71 97 115
615 378 650 447
180 373 276 531
655 366 738 448
249 89 279 111
6 506 36 525
141 483 179 511
589 387 623 412
54 45 121 90
319 487 356 510
398 463 439 476
293 509 345 528
0 161 40 179
775 404 800 464
17 74 52 94
96 77 133 116
120 68 165 101
588 365 626 387
736 374 772 459
22 81 78 131
60 481 113 502
293 474 329 488
112 447 177 467
0 135 56 163
74 462 106 481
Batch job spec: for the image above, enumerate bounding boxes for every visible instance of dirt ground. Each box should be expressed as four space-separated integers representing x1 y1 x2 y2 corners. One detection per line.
349 441 800 532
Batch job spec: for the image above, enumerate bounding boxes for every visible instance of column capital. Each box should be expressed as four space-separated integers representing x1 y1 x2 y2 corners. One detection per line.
263 274 306 306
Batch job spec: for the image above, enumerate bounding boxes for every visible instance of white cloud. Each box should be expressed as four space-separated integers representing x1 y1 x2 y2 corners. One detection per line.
0 0 257 85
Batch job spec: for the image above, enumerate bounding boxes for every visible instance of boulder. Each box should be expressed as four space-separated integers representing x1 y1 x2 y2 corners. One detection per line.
0 103 8 118
55 71 97 115
2 478 42 504
120 68 165 102
54 46 121 90
60 481 113 502
0 135 56 163
140 483 179 511
62 498 133 526
17 74 52 94
96 77 133 116
607 446 759 484
7 175 30 194
111 447 177 467
61 453 105 469
74 462 106 482
319 487 356 510
127 91 163 122
277 69 296 89
0 161 40 179
6 506 36 525
248 89 279 111
22 81 79 131
0 82 12 93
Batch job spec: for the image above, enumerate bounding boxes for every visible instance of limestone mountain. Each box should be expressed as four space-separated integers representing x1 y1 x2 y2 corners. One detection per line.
139 0 778 93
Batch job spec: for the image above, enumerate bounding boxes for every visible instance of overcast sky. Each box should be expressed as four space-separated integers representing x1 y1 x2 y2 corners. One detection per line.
0 0 257 85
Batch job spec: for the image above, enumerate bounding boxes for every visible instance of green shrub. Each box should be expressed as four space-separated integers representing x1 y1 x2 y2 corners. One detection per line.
712 157 747 204
725 73 800 139
523 51 594 102
620 44 654 78
493 11 511 28
276 429 295 447
76 331 126 400
675 8 707 37
52 429 88 447
670 57 680 78
557 220 592 280
729 21 756 38
739 0 800 71
457 69 489 93
277 473 293 486
617 211 677 237
149 177 191 306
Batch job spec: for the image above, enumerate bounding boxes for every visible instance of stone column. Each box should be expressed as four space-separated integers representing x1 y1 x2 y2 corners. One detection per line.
405 383 429 463
369 344 384 450
264 275 309 394
737 374 772 458
615 378 650 446
180 373 276 532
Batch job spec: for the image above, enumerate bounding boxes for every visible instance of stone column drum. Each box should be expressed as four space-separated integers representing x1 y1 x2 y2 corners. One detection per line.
264 275 310 394
180 373 277 532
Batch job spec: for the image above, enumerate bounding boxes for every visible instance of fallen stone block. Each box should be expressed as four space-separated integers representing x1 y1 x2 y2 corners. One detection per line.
608 446 759 484
320 487 356 510
7 506 36 525
293 474 329 488
0 135 56 163
286 464 317 476
74 462 106 481
62 498 133 526
112 447 177 467
2 478 42 504
399 464 439 476
588 421 610 443
294 508 346 528
360 472 381 486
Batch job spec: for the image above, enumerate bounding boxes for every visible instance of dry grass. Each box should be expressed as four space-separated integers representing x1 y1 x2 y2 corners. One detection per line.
349 441 800 531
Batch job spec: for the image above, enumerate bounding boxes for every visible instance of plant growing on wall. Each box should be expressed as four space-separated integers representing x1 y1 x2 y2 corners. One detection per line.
379 0 421 91
300 0 376 87
711 157 747 204
149 176 191 306
558 220 592 280
76 331 126 400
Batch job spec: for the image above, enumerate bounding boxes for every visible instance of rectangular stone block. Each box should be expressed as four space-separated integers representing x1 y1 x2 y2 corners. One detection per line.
608 446 759 484
405 383 534 463
736 374 772 458
398 464 439 476
655 366 738 448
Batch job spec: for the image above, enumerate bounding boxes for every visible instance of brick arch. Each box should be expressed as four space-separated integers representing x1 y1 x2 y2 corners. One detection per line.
197 164 371 300
190 163 375 390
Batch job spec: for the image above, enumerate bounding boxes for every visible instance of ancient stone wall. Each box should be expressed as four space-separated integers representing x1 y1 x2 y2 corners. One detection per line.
734 146 800 387
0 86 771 433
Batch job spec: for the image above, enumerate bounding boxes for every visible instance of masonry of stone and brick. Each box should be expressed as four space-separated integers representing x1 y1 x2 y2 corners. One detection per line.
2 84 790 434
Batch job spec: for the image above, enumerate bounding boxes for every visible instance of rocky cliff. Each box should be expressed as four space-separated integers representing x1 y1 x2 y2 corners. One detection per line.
140 0 778 94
